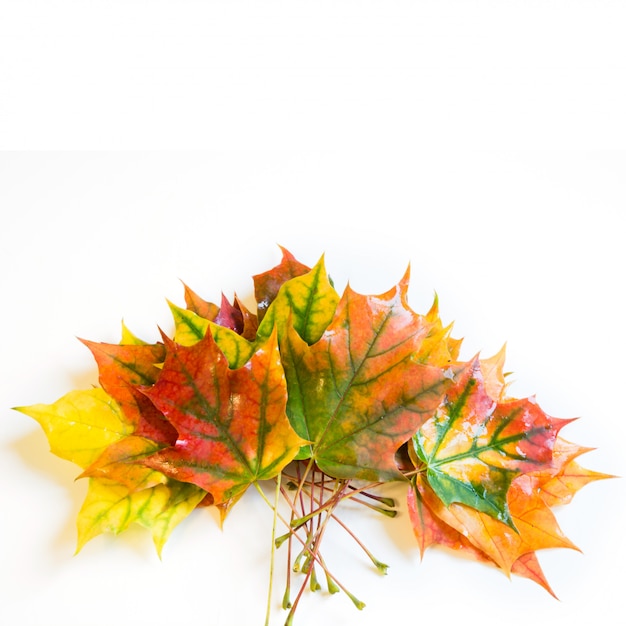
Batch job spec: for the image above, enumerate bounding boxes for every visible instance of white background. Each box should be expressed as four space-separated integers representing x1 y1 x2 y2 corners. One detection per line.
1 2 625 626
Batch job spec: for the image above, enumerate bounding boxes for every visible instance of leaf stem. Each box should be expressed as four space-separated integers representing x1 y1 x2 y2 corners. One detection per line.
347 484 396 508
295 483 390 574
255 475 281 626
329 511 389 575
255 465 376 623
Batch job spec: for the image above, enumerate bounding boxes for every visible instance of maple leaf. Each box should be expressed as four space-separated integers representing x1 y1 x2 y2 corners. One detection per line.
16 329 211 550
141 328 306 505
413 359 570 525
281 270 448 482
170 253 336 363
16 387 205 553
253 245 311 321
256 254 339 346
169 300 211 345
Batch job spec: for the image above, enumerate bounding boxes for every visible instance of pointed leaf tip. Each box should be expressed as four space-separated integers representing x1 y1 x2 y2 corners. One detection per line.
16 388 132 469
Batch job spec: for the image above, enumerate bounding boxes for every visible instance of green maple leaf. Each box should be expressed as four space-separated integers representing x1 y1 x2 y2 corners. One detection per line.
413 359 571 525
281 270 448 482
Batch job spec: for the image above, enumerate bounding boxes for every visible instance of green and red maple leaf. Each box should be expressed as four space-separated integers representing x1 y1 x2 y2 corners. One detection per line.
14 247 611 620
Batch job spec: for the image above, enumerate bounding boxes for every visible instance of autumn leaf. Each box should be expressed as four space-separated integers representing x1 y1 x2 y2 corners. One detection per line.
182 283 258 339
257 254 339 346
281 270 448 482
141 328 306 505
540 460 612 507
508 474 580 556
413 359 570 525
407 475 563 597
171 253 335 357
168 300 210 345
15 387 203 553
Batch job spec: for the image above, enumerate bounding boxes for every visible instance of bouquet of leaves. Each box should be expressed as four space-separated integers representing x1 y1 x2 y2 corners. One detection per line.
16 248 610 625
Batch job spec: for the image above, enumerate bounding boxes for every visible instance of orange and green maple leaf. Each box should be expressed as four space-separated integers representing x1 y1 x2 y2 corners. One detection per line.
412 358 571 525
407 446 611 596
280 269 449 481
141 328 306 505
407 345 612 595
